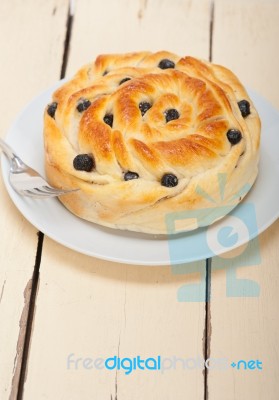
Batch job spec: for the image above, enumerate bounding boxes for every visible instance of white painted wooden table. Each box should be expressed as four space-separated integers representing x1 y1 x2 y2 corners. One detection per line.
0 1 278 399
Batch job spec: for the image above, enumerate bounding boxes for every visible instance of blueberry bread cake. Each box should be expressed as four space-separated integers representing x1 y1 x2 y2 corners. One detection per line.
44 51 261 234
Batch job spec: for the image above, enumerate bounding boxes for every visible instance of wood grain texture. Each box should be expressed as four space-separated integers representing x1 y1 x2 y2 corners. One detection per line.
67 0 212 75
208 222 279 400
23 241 207 399
213 0 279 109
22 0 212 398
0 1 69 399
209 1 279 398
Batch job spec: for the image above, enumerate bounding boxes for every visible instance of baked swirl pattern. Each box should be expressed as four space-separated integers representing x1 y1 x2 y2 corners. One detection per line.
44 51 261 234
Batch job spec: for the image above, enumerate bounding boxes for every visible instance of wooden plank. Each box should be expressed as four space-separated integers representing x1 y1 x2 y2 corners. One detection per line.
67 0 212 74
23 0 212 398
208 0 279 398
208 222 279 400
212 0 279 109
0 1 69 399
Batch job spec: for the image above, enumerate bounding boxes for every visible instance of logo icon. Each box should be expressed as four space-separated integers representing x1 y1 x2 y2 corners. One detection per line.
166 173 261 301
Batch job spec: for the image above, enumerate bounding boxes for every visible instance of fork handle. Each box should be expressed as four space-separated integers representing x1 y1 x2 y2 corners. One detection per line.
0 138 25 171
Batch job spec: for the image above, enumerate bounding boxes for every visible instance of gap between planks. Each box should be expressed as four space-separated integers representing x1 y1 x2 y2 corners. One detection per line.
203 2 215 399
16 233 44 400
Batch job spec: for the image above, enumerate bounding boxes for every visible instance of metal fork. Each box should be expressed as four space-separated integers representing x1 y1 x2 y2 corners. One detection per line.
0 138 78 198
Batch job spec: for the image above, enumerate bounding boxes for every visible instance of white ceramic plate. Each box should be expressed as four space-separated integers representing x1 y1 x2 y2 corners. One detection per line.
1 82 279 265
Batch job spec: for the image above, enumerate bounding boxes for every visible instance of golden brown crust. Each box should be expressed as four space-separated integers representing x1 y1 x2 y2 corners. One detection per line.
44 51 261 234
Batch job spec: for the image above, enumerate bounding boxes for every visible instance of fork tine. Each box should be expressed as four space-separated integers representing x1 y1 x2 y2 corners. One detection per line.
41 185 70 194
21 188 75 198
42 187 78 196
21 189 53 198
33 187 64 195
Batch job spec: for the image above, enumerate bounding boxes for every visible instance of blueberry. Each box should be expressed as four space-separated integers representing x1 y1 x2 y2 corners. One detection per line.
47 102 58 118
139 101 152 116
103 114 113 127
158 59 175 69
227 129 242 145
161 173 178 187
119 77 131 85
238 100 251 118
165 108 180 123
77 98 91 112
124 171 139 181
73 154 95 172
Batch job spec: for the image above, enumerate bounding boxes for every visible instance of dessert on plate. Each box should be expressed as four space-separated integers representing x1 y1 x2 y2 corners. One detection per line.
44 51 261 234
